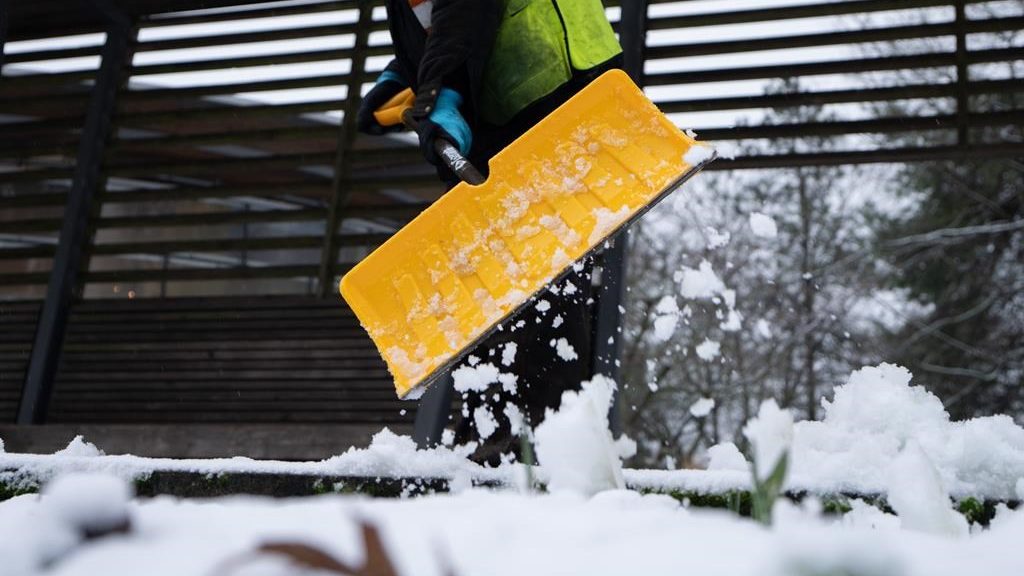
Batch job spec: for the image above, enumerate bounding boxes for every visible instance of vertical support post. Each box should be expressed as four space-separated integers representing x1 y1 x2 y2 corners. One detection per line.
17 8 135 424
953 0 969 146
590 0 647 435
0 0 9 71
413 373 455 448
318 0 373 297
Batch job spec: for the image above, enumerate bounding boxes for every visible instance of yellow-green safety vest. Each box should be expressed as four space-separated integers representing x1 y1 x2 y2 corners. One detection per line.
481 0 622 126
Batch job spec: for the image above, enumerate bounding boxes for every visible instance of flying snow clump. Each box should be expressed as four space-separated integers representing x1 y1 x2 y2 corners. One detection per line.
500 342 518 367
689 397 716 418
452 363 502 393
705 226 730 250
473 406 499 440
749 212 778 238
695 338 721 361
652 295 680 342
677 260 726 300
550 337 579 361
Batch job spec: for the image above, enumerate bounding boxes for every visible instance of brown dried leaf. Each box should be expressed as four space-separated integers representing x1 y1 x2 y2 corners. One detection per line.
258 542 357 574
356 523 401 576
255 521 402 576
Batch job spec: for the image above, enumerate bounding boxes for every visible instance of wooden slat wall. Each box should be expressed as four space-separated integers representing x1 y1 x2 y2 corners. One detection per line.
49 297 415 425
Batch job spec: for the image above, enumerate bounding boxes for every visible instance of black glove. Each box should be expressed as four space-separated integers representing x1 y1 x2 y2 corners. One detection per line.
356 70 407 136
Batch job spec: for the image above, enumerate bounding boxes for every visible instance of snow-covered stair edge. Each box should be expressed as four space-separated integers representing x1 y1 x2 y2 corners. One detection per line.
4 451 1020 509
0 429 508 497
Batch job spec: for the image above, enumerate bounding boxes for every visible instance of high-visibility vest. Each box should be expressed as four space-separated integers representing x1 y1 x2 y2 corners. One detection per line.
480 0 622 126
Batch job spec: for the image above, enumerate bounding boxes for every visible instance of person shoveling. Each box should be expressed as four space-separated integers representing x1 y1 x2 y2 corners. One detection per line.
341 0 714 461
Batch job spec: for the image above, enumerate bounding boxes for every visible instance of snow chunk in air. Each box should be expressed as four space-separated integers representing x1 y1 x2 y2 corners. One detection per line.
677 260 726 300
452 363 501 393
689 397 715 418
500 342 518 367
652 295 680 342
749 212 778 238
695 338 720 361
550 337 579 361
474 406 499 440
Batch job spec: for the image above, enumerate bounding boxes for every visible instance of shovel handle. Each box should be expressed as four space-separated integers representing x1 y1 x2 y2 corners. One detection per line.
372 88 485 186
373 88 416 127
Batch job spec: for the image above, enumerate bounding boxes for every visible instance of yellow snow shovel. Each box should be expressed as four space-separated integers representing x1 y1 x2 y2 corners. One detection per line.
340 69 715 399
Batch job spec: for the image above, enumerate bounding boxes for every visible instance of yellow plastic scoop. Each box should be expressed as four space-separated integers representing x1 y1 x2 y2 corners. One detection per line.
341 69 715 398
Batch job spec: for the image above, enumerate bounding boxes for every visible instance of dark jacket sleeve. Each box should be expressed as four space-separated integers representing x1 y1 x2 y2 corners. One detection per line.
412 0 498 119
383 58 410 84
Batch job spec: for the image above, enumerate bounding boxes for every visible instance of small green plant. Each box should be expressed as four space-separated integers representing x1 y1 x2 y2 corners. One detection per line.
743 399 794 526
519 432 537 493
0 480 38 502
820 495 853 516
750 452 788 525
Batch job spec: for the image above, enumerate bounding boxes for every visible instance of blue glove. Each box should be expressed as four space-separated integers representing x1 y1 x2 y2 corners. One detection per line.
357 70 408 135
417 88 472 165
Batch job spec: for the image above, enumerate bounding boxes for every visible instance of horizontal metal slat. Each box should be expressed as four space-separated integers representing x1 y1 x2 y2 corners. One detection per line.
45 412 413 425
84 233 389 256
697 110 1024 141
647 16 1024 60
81 265 325 284
655 78 1024 114
63 327 367 343
647 0 959 30
645 48 1024 86
705 142 1024 170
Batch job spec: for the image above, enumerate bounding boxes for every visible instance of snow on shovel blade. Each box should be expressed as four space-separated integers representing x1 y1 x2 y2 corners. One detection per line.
340 69 715 398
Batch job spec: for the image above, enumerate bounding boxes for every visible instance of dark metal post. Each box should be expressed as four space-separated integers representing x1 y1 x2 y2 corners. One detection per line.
953 0 969 146
0 0 9 71
17 6 135 424
318 0 373 297
413 374 455 448
590 0 648 435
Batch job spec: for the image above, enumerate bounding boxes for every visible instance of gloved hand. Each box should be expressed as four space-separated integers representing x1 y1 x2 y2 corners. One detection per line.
356 70 408 135
416 88 472 165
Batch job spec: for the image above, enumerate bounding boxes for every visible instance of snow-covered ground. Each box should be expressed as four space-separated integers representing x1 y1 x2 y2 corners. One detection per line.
3 362 1024 575
2 479 1023 576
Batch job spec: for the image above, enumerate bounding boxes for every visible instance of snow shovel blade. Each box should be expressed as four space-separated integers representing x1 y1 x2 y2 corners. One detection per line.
340 69 715 398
